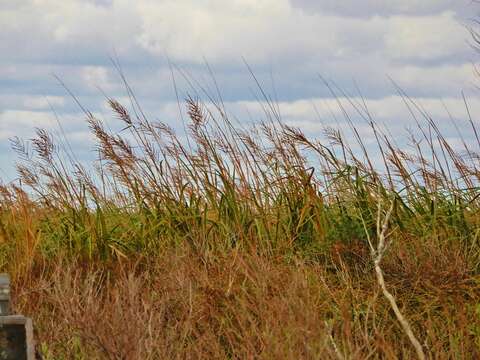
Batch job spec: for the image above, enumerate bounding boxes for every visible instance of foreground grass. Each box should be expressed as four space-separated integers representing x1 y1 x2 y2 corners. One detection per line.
0 85 480 358
8 247 478 359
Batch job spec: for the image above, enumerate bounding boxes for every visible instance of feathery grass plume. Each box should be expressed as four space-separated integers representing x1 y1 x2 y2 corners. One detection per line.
0 71 479 358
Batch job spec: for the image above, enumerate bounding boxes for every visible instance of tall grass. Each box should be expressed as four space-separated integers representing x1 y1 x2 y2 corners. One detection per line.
0 76 480 358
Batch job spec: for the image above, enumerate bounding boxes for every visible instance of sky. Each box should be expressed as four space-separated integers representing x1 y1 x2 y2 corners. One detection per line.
1 0 480 182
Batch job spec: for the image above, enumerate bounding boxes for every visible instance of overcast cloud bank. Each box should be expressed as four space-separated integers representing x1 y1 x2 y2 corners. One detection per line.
0 0 479 180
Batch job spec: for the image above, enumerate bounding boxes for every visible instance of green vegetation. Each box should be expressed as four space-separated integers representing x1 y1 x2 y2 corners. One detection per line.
1 84 479 358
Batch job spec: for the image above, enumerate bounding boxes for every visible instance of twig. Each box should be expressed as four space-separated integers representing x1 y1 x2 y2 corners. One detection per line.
324 320 345 360
373 199 426 360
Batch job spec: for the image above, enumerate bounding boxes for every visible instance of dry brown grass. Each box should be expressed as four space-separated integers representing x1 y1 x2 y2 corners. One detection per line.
5 245 477 359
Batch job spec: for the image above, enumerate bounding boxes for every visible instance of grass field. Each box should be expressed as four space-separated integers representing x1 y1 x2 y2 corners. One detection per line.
1 81 480 358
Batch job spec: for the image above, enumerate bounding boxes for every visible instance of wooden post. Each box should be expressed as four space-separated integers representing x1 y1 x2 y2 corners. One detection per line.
0 274 35 360
0 274 10 316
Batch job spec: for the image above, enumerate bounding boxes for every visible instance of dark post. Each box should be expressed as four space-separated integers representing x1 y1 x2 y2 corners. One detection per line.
0 275 10 316
0 274 35 360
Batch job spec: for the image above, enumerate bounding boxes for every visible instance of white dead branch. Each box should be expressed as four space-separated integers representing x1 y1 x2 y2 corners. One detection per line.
372 199 426 360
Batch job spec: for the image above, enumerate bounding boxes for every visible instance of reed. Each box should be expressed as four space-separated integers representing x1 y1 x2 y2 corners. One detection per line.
0 75 479 358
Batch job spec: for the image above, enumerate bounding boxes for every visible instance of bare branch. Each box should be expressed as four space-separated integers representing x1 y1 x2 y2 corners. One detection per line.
374 199 426 360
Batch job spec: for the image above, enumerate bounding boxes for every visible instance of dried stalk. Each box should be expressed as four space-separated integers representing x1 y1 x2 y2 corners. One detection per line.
374 200 426 360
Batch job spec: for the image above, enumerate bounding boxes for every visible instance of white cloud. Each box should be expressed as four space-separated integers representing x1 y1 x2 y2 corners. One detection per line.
384 11 468 62
389 63 476 94
224 95 480 133
82 66 117 92
22 96 65 110
291 0 466 17
0 0 473 69
0 0 139 63
133 1 472 70
0 110 57 128
136 0 321 63
0 94 64 111
0 109 97 141
0 110 56 142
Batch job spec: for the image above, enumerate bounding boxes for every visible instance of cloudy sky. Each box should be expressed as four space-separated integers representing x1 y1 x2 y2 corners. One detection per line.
1 0 480 181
